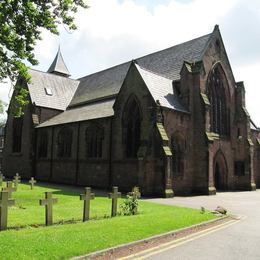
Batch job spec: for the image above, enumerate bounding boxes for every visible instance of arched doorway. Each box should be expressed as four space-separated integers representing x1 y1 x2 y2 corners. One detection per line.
214 151 228 191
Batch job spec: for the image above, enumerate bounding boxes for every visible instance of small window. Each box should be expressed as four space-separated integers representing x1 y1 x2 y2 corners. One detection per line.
38 131 48 158
234 161 245 176
45 87 53 96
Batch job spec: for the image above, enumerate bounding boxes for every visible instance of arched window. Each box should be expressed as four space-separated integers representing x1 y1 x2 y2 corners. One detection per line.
123 96 141 158
171 135 184 176
57 127 73 158
12 117 23 153
207 64 229 136
85 125 104 158
38 130 48 158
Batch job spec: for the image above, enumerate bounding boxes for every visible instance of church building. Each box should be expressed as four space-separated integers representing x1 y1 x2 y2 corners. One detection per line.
3 25 260 197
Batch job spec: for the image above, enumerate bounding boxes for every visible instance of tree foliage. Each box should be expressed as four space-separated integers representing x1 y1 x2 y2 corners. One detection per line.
0 100 7 127
0 0 88 115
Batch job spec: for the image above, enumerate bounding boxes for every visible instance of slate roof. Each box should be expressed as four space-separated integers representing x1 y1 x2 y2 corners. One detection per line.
28 69 79 111
37 99 115 128
135 64 188 113
47 48 71 77
70 33 212 107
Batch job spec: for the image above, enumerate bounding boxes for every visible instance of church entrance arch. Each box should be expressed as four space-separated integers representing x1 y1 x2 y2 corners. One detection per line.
213 151 228 191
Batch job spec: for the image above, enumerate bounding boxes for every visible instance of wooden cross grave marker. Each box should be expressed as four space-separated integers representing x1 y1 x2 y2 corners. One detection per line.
2 181 17 198
29 177 37 190
0 173 5 186
0 191 15 231
108 186 121 217
80 187 95 222
13 173 21 188
39 192 58 226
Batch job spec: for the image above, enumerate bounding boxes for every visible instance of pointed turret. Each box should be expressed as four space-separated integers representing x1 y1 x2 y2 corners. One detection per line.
47 47 71 77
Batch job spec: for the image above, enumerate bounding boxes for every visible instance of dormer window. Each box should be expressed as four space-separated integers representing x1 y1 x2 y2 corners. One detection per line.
45 87 53 96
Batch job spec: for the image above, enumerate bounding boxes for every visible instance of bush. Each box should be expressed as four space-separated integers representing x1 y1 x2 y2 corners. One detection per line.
120 187 141 215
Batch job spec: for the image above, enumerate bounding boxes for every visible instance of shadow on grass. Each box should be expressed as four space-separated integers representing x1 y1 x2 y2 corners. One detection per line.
23 181 117 198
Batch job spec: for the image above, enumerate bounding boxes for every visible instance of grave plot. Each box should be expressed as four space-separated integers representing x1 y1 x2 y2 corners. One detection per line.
0 182 217 260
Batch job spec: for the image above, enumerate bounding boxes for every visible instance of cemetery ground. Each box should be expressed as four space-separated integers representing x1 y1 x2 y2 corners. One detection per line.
0 182 217 260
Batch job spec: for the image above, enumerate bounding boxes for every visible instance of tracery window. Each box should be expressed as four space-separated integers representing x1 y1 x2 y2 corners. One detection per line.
207 64 229 136
123 96 141 158
171 135 184 176
12 117 23 153
57 127 73 158
85 125 104 158
38 130 48 158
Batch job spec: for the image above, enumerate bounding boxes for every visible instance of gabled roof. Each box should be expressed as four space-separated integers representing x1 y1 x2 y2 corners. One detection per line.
28 69 79 111
47 48 71 77
135 63 188 113
70 32 212 107
37 99 114 128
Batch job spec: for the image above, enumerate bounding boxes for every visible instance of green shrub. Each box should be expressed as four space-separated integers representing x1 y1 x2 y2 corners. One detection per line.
120 194 139 215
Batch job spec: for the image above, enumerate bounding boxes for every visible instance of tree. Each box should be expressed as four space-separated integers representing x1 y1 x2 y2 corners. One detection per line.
0 100 7 127
0 0 88 116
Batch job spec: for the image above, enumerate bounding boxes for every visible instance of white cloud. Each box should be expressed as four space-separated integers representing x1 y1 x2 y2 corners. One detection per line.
0 80 12 103
233 62 260 124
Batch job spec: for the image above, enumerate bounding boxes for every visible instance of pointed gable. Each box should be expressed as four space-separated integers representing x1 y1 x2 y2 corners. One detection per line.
28 69 79 111
134 63 188 113
47 47 71 77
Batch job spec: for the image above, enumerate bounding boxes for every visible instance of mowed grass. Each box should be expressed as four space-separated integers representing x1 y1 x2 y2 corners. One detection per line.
0 182 216 260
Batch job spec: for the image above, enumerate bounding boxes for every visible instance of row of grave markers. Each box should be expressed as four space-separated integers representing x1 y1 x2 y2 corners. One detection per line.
0 173 141 231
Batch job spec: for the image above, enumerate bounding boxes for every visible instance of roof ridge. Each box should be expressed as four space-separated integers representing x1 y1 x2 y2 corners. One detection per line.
135 62 173 81
77 61 130 81
77 32 212 81
136 33 212 62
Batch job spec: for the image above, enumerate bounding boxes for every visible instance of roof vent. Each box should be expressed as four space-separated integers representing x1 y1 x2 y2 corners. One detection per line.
45 87 53 96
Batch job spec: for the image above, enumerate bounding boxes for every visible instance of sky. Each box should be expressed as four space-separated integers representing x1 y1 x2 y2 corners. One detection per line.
0 0 260 125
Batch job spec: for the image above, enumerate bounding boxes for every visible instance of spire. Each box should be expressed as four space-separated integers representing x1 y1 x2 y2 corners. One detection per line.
47 47 71 77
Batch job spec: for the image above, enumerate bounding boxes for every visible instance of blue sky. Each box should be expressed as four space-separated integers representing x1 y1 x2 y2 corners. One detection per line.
1 0 260 125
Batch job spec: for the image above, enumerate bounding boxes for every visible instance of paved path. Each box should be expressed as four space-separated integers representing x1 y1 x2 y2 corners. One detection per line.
141 191 260 260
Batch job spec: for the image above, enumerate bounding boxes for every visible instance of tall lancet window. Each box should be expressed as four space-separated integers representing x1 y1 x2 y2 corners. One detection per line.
171 135 184 176
207 64 229 136
57 127 73 158
123 96 141 158
12 117 23 153
86 125 104 158
38 130 48 158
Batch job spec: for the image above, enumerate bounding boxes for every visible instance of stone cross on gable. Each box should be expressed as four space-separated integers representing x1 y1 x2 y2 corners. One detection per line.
0 174 5 186
80 187 95 222
0 191 15 231
2 181 17 198
108 186 121 217
13 173 21 188
39 192 58 226
29 177 37 190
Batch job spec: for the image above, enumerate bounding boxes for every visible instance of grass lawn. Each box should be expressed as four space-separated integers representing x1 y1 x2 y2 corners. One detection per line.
0 182 216 259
